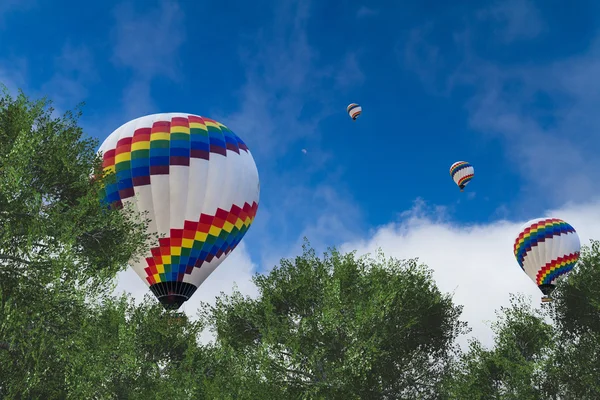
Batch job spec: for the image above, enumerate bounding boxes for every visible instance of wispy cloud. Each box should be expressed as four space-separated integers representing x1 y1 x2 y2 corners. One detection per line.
356 6 378 19
402 0 600 210
0 58 27 95
1 43 95 121
219 0 365 161
0 0 36 27
477 0 544 42
41 43 97 110
335 52 365 89
111 0 184 80
220 1 326 159
110 0 186 119
402 23 446 95
213 0 367 267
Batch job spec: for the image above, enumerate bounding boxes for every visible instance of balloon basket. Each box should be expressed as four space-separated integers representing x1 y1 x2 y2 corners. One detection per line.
541 296 553 303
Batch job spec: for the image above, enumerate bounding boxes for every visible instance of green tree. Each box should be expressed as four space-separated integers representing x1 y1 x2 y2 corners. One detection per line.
62 295 208 400
201 242 469 399
541 240 600 399
443 240 600 400
0 86 151 398
443 295 554 400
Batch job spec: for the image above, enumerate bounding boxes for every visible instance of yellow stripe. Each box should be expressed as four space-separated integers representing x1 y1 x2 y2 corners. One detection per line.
195 232 207 241
115 153 131 163
131 141 150 151
171 126 190 134
151 132 170 141
190 122 207 130
222 221 234 233
209 225 221 237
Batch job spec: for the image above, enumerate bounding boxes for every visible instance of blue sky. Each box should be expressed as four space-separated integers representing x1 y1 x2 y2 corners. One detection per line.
3 0 600 333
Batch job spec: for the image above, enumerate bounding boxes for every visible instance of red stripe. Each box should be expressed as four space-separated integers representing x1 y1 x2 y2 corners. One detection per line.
171 117 190 127
188 115 204 124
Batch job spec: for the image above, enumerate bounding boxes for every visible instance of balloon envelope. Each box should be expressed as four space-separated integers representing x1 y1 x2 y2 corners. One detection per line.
449 161 474 191
347 103 361 120
98 113 260 310
513 217 580 297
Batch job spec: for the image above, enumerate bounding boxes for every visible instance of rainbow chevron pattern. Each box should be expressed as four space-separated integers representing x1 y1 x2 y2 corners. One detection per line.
513 218 580 287
100 116 248 209
144 201 258 285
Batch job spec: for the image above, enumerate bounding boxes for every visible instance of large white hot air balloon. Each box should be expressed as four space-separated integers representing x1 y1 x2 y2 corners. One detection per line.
513 218 580 302
98 113 260 310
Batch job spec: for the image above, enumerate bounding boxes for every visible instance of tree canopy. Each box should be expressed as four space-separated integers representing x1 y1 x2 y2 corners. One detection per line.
1 86 600 399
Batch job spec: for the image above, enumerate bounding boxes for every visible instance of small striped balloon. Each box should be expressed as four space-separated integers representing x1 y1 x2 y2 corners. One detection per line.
347 103 362 120
449 161 474 192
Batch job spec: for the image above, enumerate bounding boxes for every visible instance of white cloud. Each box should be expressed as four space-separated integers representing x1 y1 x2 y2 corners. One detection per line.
340 198 600 349
115 197 600 349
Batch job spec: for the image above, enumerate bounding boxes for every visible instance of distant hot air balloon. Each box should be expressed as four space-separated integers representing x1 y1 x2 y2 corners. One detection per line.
347 103 362 120
98 113 260 310
513 218 580 303
449 161 474 192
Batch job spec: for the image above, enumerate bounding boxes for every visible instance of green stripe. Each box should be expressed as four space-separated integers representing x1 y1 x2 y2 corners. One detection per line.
131 149 150 159
190 128 209 136
115 161 130 172
171 133 190 141
150 140 170 149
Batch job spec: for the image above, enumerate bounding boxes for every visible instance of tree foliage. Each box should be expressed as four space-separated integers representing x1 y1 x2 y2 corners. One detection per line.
201 243 469 399
2 85 600 399
445 240 600 400
0 86 152 398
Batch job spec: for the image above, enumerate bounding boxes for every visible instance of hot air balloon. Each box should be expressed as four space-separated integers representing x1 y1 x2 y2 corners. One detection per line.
449 161 474 192
347 103 361 120
513 218 580 303
98 113 260 310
